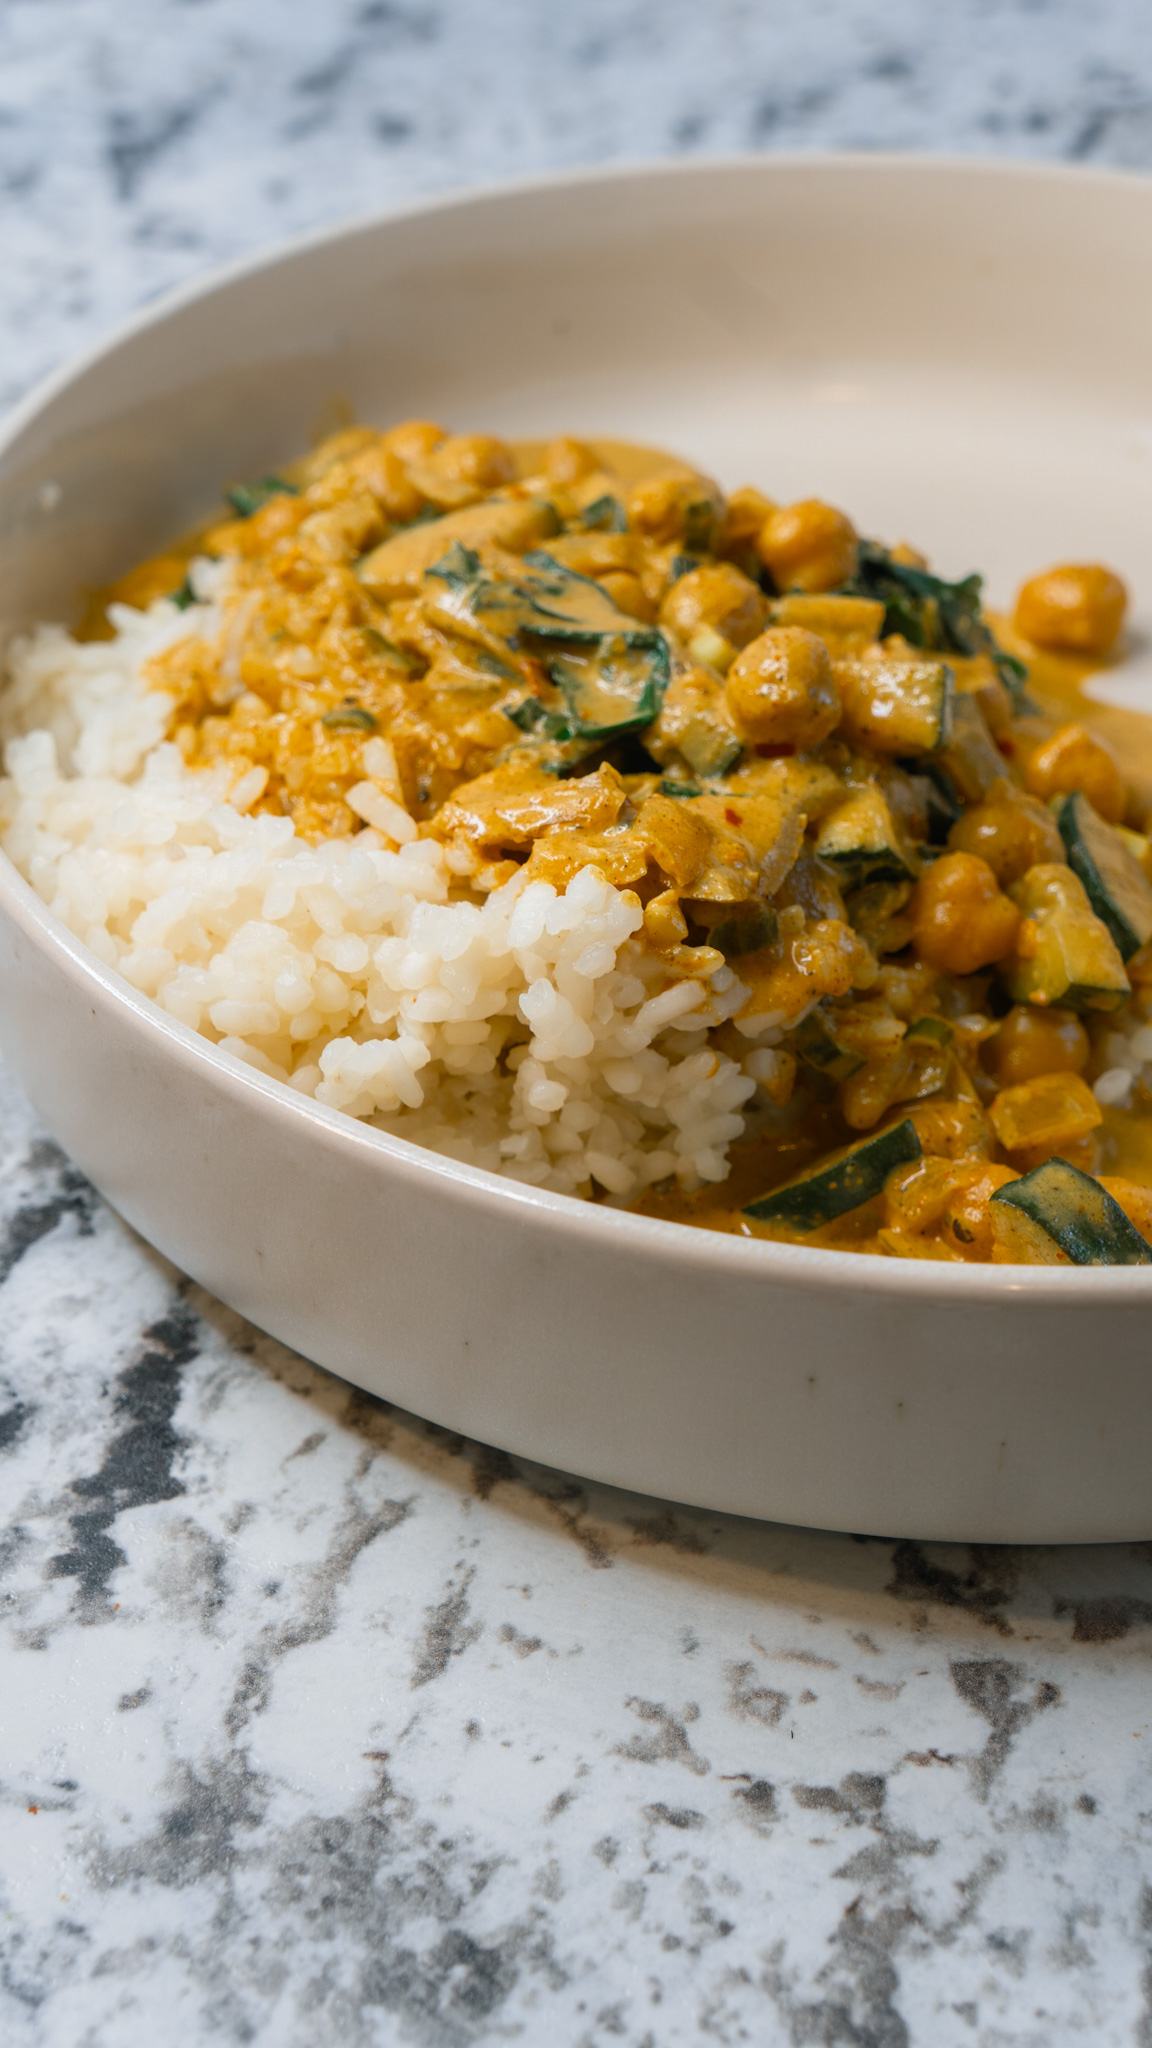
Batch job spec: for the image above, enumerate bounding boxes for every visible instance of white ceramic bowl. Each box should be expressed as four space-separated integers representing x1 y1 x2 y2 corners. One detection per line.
3 156 1152 1544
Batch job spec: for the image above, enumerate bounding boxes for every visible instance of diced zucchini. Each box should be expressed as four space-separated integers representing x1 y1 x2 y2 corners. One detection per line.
814 784 917 887
790 1010 865 1084
935 691 1004 803
708 903 778 959
644 665 743 778
910 762 962 844
834 657 954 756
1117 825 1152 883
680 718 742 778
905 1015 953 1045
769 593 886 652
1057 791 1152 962
838 540 1033 711
744 1118 921 1229
987 1071 1101 1153
990 1158 1152 1265
1002 863 1130 1012
844 877 915 953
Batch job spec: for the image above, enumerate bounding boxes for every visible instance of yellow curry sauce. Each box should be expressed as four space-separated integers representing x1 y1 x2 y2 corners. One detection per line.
99 422 1152 1264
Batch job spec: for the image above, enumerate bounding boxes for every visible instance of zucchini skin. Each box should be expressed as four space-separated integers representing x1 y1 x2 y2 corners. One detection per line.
991 1158 1152 1265
833 657 954 757
936 692 1004 804
1057 791 1152 962
813 784 917 887
744 1118 921 1230
1002 864 1130 1012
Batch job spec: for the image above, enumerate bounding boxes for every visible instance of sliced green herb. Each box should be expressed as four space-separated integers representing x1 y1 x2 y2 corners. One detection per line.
168 574 198 611
516 552 658 644
506 696 580 743
424 546 671 744
837 541 1034 712
473 648 519 681
577 494 628 533
547 632 669 740
225 473 299 519
426 540 483 586
658 777 703 799
667 553 700 586
396 504 443 530
362 626 416 671
321 704 377 732
427 546 656 647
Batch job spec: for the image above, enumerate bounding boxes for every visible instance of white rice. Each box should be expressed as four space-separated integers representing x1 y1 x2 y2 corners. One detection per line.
0 571 762 1200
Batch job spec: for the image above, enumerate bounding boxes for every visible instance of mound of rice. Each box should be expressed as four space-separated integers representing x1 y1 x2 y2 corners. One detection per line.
0 571 768 1199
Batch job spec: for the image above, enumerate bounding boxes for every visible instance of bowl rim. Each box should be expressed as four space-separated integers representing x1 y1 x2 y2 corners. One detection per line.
4 147 1152 1306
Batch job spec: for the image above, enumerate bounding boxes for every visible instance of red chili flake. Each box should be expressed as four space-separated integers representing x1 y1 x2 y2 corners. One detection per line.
997 736 1015 756
724 806 743 826
754 742 796 759
27 1805 38 1814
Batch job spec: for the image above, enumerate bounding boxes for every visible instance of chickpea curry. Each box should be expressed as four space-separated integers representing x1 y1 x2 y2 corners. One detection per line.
112 420 1152 1266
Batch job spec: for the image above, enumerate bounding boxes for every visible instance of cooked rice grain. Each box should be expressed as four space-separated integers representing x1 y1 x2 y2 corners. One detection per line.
0 581 758 1199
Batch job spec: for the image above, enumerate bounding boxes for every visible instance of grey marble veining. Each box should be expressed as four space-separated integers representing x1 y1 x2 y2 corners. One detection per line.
5 3 1152 2041
4 1059 1152 2046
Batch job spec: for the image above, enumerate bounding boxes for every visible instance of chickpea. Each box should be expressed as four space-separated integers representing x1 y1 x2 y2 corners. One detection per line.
381 419 445 464
1014 563 1127 658
757 499 858 593
901 1099 993 1158
349 444 426 524
1023 722 1126 824
544 436 599 485
942 1163 1021 1260
598 570 656 622
627 471 722 547
660 563 768 652
424 433 516 492
725 626 841 749
298 426 380 484
982 1004 1089 1087
298 487 384 564
720 485 777 552
948 778 1064 886
909 851 1021 976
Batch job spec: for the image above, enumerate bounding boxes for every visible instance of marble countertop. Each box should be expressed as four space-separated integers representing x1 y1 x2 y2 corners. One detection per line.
4 4 1152 2042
